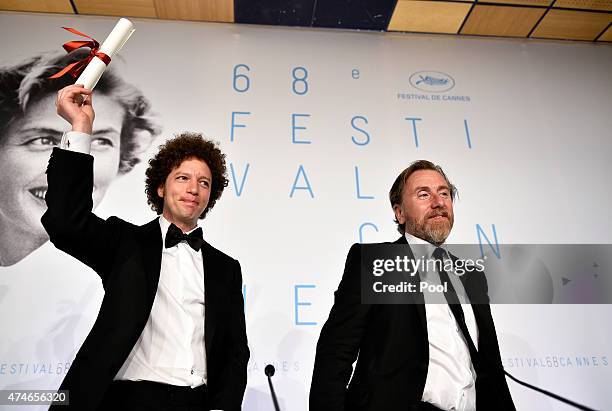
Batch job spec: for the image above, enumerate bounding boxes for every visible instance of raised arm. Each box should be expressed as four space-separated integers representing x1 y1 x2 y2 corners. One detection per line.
41 85 121 281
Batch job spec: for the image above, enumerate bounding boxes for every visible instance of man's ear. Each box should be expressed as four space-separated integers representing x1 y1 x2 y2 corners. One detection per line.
157 185 164 198
393 204 405 225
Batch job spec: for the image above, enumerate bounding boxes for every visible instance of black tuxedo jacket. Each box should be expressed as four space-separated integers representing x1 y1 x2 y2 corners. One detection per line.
310 237 515 411
42 148 249 410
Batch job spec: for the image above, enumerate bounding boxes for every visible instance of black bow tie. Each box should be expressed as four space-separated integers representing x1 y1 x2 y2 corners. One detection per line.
165 223 204 251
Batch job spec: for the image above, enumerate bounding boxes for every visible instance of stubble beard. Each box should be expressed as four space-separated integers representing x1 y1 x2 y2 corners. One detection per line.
406 210 453 246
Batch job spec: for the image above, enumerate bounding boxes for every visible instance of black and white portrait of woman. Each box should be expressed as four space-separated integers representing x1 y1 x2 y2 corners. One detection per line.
0 49 160 394
0 49 160 266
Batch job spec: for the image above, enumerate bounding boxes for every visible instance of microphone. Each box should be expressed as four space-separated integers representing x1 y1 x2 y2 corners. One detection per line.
264 364 281 411
503 369 596 411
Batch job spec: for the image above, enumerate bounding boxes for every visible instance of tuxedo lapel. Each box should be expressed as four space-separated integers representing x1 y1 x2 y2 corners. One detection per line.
201 240 219 358
394 236 427 333
140 219 163 303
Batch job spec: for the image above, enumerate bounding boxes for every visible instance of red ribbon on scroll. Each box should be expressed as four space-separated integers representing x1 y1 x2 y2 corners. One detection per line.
48 27 111 79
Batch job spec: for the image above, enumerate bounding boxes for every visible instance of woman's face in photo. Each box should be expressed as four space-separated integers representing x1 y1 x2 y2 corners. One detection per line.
0 92 124 244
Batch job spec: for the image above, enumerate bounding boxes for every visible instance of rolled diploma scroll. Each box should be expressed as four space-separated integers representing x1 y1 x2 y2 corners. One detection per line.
75 18 135 90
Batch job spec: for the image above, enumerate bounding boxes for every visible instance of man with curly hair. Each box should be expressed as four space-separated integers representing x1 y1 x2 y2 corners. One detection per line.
42 84 249 410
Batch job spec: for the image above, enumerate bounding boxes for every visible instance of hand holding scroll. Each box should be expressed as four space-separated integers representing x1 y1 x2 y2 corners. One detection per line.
56 85 94 134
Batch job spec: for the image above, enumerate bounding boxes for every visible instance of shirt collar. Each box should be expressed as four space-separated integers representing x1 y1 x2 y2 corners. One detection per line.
404 231 448 260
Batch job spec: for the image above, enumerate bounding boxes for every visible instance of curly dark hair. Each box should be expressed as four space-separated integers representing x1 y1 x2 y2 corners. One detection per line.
145 133 229 219
0 49 160 173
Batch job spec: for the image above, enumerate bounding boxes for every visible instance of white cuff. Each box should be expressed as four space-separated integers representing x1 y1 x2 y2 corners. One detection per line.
60 131 92 154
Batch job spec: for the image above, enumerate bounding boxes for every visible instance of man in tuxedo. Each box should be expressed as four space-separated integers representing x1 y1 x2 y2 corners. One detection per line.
42 84 249 410
310 160 514 411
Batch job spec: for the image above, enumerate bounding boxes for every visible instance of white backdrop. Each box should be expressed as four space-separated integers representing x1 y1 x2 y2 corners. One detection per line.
0 11 611 411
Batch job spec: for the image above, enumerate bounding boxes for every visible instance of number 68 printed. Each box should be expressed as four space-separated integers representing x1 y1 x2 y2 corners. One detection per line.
232 64 309 95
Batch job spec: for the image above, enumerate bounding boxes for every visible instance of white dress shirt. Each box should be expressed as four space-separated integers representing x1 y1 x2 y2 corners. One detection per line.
405 232 478 411
114 215 207 387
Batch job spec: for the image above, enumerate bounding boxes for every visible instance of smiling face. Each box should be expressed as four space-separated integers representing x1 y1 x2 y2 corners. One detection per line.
157 157 212 232
394 169 454 246
0 92 123 263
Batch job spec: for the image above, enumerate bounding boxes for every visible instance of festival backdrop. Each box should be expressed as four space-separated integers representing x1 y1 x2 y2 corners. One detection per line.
1 11 611 411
